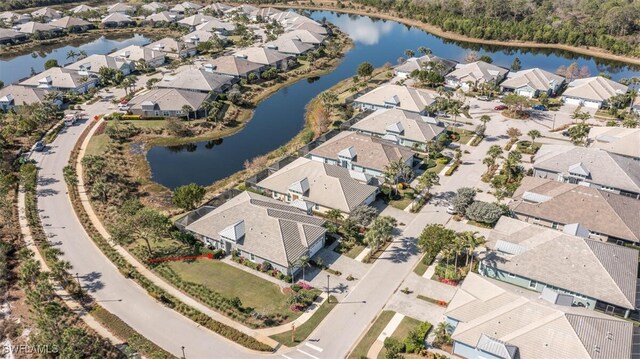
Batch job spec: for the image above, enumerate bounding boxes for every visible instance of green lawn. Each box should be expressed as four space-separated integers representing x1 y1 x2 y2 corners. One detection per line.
334 242 366 259
389 197 413 210
377 316 422 359
85 133 109 156
348 310 395 359
413 254 429 276
427 161 447 174
270 296 337 347
166 259 293 317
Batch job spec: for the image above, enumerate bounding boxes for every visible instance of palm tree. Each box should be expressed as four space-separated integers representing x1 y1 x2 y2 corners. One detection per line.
482 156 495 172
181 105 194 121
77 50 87 60
459 231 484 269
527 129 541 147
487 145 503 160
297 255 310 282
404 49 415 58
416 171 439 195
66 50 78 62
418 46 432 56
448 105 461 130
504 150 523 182
479 115 491 126
325 209 343 225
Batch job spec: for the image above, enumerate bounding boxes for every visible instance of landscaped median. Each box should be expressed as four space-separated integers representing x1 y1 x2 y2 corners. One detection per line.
269 295 337 347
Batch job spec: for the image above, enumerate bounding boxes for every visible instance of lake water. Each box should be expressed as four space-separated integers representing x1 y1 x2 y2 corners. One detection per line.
0 34 151 85
147 11 640 189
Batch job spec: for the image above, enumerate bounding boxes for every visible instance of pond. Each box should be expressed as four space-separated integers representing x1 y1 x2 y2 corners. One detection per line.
0 34 152 85
147 10 640 189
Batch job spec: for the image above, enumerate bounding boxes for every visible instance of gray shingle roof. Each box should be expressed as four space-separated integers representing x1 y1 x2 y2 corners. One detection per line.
232 46 292 66
562 76 628 102
395 54 457 75
588 127 640 159
351 108 445 145
157 68 233 93
446 273 633 359
17 21 61 34
49 16 90 29
0 85 51 106
510 177 640 242
206 55 264 77
485 217 638 309
263 38 314 55
534 144 640 194
501 68 565 92
354 84 437 113
128 88 209 112
447 61 509 84
186 192 326 266
257 157 378 213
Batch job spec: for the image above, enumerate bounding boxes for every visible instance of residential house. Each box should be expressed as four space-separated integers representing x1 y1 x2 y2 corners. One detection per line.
233 46 293 70
65 54 133 76
250 7 282 20
256 157 378 214
101 13 134 27
269 10 308 24
69 5 97 14
444 273 633 359
500 68 565 98
263 38 314 56
195 19 236 35
145 11 182 24
171 2 203 14
127 88 210 118
185 191 326 275
30 7 62 21
49 16 93 33
204 55 264 79
480 216 638 318
141 2 167 13
588 127 640 159
0 85 59 112
0 29 29 45
226 4 259 16
177 14 213 29
157 68 235 93
145 37 196 58
107 3 135 15
353 84 437 115
307 131 415 179
109 45 165 68
350 108 445 150
0 12 31 25
509 176 640 244
181 30 224 45
561 76 628 108
278 29 326 45
285 21 328 36
394 55 457 79
532 144 640 198
445 61 509 91
200 3 232 15
20 67 98 94
16 22 63 37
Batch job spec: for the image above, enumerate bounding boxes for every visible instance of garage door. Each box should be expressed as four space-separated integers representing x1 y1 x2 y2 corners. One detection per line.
583 100 601 109
563 97 582 106
308 238 324 257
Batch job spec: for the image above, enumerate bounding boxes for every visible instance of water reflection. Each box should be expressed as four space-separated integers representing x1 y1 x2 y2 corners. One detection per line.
331 13 393 45
0 34 152 85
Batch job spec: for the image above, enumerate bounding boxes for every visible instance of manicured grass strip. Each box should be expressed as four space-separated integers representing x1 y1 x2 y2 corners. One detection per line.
348 310 395 359
413 254 429 276
270 296 337 347
334 242 366 259
91 305 175 359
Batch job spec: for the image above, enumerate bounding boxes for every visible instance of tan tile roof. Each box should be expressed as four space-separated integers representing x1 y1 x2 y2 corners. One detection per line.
65 54 130 73
20 67 94 90
109 45 164 63
145 37 195 54
31 7 62 19
128 88 209 111
145 11 181 23
186 191 325 267
206 55 264 77
0 85 51 106
178 14 213 26
354 84 437 113
351 108 445 145
562 76 628 102
446 61 509 84
157 68 233 92
395 54 457 75
534 144 640 194
278 29 326 44
17 21 61 34
257 157 378 213
232 46 292 66
510 177 640 242
309 131 414 173
501 68 565 91
107 3 134 13
69 5 97 13
263 38 314 55
101 12 133 24
588 127 640 159
0 28 28 41
49 16 90 29
486 217 638 309
446 273 633 359
195 18 235 32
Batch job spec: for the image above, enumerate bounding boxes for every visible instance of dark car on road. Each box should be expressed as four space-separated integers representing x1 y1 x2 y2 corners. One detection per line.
532 104 548 111
494 105 508 110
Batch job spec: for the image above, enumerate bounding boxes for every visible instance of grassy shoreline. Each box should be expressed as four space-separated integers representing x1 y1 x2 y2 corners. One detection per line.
271 1 640 66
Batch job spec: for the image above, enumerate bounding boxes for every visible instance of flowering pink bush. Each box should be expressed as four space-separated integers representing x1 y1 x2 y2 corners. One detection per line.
298 281 314 290
440 278 459 286
289 304 304 312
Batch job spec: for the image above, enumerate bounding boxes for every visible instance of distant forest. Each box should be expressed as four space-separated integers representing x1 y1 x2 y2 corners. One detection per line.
349 0 640 57
0 0 81 11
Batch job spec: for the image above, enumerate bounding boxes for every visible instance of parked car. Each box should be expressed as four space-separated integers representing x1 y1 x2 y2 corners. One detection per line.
33 140 45 152
532 104 548 111
446 205 457 214
118 100 129 111
63 114 76 126
494 105 508 110
436 111 451 118
562 130 570 137
477 95 490 101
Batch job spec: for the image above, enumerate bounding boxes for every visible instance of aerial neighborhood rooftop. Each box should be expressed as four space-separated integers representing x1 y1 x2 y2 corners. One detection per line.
1 1 639 358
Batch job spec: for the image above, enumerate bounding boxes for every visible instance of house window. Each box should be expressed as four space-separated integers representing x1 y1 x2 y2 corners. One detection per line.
529 280 538 289
314 204 319 210
552 222 558 229
250 253 255 262
507 273 516 278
